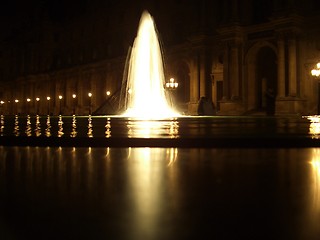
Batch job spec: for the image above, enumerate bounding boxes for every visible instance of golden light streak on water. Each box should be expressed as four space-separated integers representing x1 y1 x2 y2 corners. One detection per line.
35 115 41 137
70 115 77 137
0 114 4 136
310 149 320 208
25 115 32 136
58 115 64 137
13 114 20 136
45 115 51 137
87 115 93 137
123 11 179 119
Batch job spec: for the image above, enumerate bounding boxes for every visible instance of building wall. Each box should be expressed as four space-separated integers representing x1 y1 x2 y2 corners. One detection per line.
1 0 320 115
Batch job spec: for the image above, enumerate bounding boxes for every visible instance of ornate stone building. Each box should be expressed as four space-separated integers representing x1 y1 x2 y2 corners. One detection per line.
1 0 320 115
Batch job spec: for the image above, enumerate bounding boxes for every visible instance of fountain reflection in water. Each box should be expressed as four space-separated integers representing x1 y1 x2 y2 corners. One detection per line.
123 11 179 119
127 119 179 138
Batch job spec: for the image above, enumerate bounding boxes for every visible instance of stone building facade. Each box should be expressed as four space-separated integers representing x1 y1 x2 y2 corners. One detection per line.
1 0 320 115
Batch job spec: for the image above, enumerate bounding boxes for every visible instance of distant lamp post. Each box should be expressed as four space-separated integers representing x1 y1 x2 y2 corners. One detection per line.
72 94 76 115
0 100 4 115
26 98 31 115
165 78 179 107
58 95 63 115
14 99 19 115
36 97 40 115
311 63 320 114
46 96 51 115
88 92 92 115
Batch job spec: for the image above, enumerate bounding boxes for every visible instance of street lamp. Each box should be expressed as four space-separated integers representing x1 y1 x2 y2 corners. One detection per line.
72 94 76 115
311 63 320 114
88 92 92 115
26 98 31 115
58 95 63 115
14 99 19 115
165 78 179 107
165 77 179 90
0 100 4 115
47 96 51 115
36 97 40 115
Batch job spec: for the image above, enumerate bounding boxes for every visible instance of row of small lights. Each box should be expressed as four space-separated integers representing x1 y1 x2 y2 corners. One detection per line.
0 77 177 105
0 79 177 105
0 91 112 105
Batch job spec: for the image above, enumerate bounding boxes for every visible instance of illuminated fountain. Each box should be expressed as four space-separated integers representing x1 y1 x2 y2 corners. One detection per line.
122 11 179 119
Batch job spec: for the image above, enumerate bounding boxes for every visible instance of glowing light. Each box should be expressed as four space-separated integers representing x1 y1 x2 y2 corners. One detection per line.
106 91 111 96
72 94 76 99
88 92 92 98
306 115 320 138
36 97 40 101
123 11 179 119
310 149 320 213
47 96 50 101
127 119 179 138
15 99 19 103
165 78 178 89
311 63 320 77
59 95 63 100
27 98 31 102
0 101 4 104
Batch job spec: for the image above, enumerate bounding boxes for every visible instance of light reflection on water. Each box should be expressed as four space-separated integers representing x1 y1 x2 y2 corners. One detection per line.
45 115 51 137
13 115 20 136
0 147 320 239
0 115 315 140
0 114 4 136
306 115 320 138
35 114 41 136
127 119 179 138
87 115 93 138
70 115 77 137
306 148 320 239
105 117 111 138
25 115 32 137
58 115 64 137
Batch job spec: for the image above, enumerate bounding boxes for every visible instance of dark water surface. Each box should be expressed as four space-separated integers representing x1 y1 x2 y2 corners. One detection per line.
1 146 320 240
1 116 320 239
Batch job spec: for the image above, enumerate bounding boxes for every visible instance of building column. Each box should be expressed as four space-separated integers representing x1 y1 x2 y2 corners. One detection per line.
230 42 240 99
288 35 297 97
277 34 286 97
222 44 230 100
198 48 212 99
190 57 200 103
199 53 206 98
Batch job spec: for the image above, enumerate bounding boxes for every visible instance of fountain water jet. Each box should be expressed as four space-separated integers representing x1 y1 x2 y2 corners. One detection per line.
122 11 179 119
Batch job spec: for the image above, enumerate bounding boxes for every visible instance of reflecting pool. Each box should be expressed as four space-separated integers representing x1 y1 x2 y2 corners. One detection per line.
0 146 320 240
0 115 313 138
